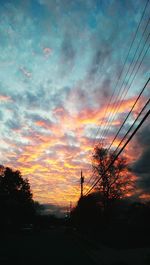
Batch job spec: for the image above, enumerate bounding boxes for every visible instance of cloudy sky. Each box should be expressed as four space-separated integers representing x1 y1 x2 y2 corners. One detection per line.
0 0 150 209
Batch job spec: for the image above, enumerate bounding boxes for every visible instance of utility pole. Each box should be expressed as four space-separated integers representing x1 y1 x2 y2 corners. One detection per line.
69 201 72 217
80 170 84 198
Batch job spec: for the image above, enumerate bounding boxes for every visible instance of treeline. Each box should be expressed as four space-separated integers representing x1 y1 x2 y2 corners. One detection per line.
71 193 150 248
0 165 64 233
0 165 35 230
70 146 150 248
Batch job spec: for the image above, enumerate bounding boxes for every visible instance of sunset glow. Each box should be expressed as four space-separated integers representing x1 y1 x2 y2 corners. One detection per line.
0 0 149 209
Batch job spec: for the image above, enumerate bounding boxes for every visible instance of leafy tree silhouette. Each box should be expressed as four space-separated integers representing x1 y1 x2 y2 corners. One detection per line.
71 146 135 234
0 166 34 229
92 146 134 210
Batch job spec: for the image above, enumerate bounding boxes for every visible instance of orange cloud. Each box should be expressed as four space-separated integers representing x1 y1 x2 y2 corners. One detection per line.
2 95 147 207
139 194 150 201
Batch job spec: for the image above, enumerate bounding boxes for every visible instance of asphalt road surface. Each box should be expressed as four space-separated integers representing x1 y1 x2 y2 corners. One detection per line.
0 228 96 265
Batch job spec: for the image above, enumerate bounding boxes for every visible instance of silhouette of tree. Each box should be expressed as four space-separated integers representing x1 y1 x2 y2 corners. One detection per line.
0 166 34 228
71 192 103 232
92 146 134 210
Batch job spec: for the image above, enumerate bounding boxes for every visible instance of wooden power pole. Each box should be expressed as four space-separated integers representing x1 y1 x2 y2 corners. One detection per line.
80 170 84 198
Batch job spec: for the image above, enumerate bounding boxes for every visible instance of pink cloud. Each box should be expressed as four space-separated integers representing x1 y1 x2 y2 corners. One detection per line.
1 94 147 206
0 95 12 102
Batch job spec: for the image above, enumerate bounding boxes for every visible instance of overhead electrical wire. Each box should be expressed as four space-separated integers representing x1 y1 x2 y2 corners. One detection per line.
107 77 150 151
85 107 150 196
92 0 150 149
85 70 150 193
85 41 150 193
84 77 150 194
84 0 150 193
100 30 150 147
111 97 150 156
91 0 150 149
85 79 150 193
85 40 150 192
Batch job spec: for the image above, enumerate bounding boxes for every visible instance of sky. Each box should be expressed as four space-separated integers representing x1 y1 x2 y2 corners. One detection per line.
0 0 150 213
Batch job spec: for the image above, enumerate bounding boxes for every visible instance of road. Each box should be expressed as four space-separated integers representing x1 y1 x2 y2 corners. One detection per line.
1 227 150 265
0 228 97 265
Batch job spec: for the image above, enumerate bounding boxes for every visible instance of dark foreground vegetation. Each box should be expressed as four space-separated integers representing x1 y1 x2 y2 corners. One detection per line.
71 146 150 249
71 193 150 248
0 165 66 234
1 150 150 265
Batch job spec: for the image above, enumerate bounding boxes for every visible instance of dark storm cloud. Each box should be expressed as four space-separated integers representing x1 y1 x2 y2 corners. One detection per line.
136 123 150 148
134 148 150 175
132 123 150 193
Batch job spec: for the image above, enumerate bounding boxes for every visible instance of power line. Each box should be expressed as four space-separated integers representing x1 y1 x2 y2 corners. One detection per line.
112 97 150 155
96 0 149 146
85 107 150 196
98 11 150 146
107 77 150 151
85 75 150 195
101 32 150 146
85 83 149 193
84 168 97 193
85 42 150 191
83 1 150 193
91 0 150 148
